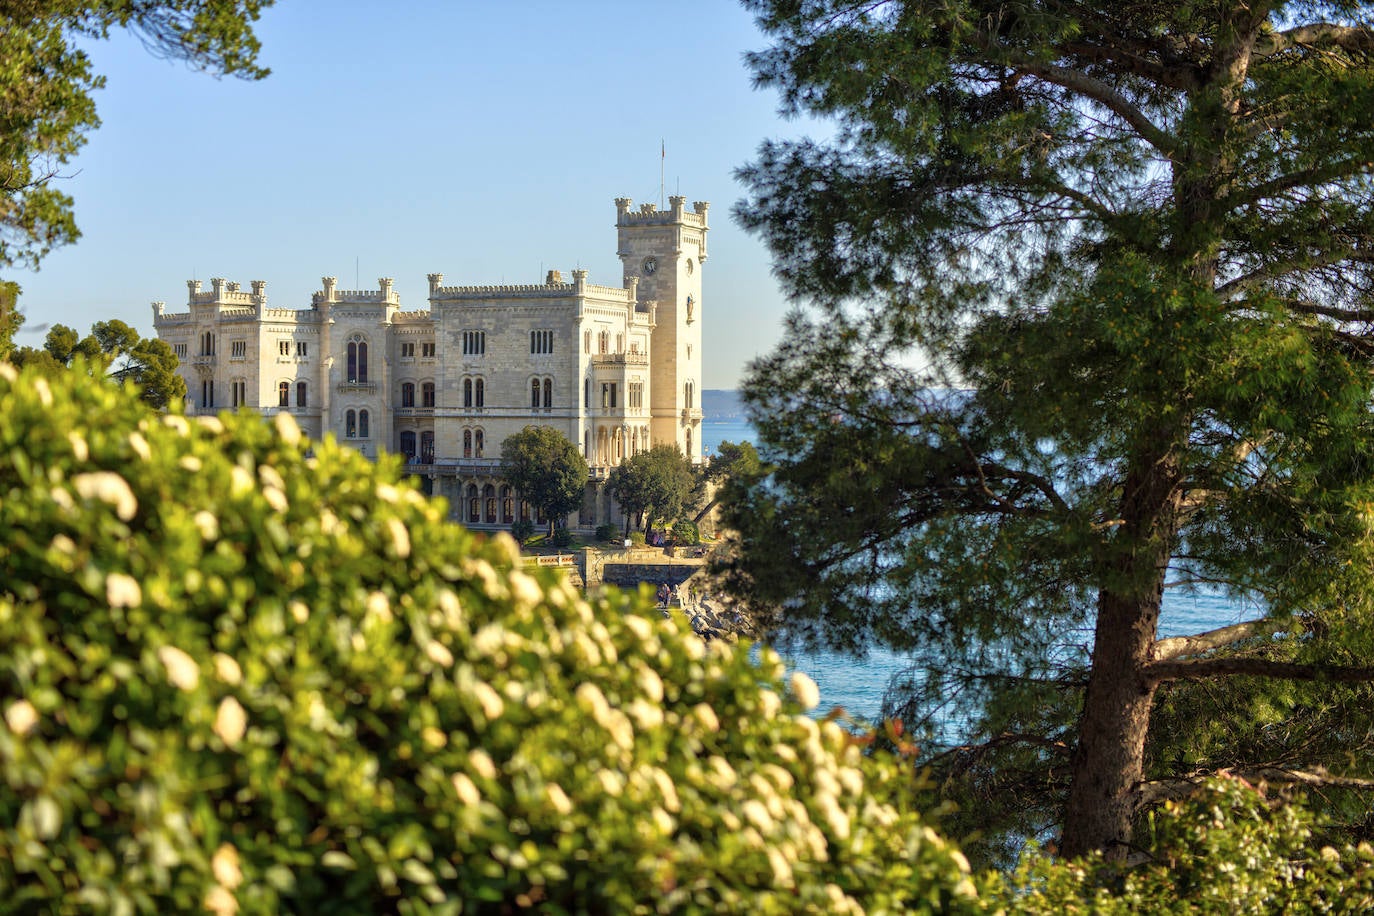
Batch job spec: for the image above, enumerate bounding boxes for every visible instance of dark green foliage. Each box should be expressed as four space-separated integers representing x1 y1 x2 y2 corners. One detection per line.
499 426 588 536
0 365 986 913
607 444 695 535
595 523 619 543
509 518 536 545
550 527 574 548
673 520 701 546
694 440 765 526
729 0 1374 859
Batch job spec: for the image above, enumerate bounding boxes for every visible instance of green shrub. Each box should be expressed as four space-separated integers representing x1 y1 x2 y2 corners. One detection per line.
509 518 535 544
595 523 619 543
672 520 701 546
0 366 980 914
550 526 574 548
628 530 646 547
990 777 1374 914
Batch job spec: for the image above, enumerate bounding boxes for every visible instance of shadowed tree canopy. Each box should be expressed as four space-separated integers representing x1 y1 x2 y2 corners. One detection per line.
725 0 1374 862
693 440 764 526
607 444 696 535
0 0 271 276
500 426 588 534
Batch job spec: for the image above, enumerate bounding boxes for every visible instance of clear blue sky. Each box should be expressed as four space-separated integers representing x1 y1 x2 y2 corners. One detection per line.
11 2 822 389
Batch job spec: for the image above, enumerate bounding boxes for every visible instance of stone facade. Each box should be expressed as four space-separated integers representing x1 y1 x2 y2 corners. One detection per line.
152 197 708 530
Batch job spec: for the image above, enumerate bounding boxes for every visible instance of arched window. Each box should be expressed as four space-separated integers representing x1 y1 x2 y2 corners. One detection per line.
686 428 692 457
531 378 541 408
463 378 473 408
278 381 290 407
422 382 435 407
401 382 415 408
467 484 479 524
399 431 417 459
599 330 609 354
346 410 357 438
584 430 591 458
296 381 307 408
347 337 368 382
463 428 472 458
584 378 590 407
684 380 695 409
358 409 369 438
484 484 497 524
420 431 434 463
475 378 484 408
543 378 553 408
475 428 484 458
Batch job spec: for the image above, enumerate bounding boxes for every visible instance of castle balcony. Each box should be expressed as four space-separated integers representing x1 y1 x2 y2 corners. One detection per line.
591 352 649 367
430 457 503 477
337 381 377 394
682 407 704 423
394 407 435 419
191 355 215 367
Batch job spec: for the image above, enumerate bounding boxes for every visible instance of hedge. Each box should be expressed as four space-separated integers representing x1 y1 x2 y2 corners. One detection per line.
0 365 978 914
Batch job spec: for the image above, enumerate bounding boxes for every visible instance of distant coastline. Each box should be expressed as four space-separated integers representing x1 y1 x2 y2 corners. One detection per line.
702 389 744 420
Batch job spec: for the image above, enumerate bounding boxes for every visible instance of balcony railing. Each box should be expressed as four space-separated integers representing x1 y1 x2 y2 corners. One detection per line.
394 407 435 418
591 352 649 367
682 407 704 423
337 380 377 393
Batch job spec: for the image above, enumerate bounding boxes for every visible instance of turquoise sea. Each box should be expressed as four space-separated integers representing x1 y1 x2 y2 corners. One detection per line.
701 416 1250 723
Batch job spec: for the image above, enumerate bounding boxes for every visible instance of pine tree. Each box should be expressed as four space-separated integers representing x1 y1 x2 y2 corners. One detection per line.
728 0 1374 860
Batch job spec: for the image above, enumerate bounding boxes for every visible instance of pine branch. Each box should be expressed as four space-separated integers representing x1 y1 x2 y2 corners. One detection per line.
1258 22 1374 58
1146 656 1374 684
1139 767 1374 807
1151 618 1279 662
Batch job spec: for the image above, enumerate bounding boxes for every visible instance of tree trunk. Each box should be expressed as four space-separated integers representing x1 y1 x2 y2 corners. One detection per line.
1060 443 1181 859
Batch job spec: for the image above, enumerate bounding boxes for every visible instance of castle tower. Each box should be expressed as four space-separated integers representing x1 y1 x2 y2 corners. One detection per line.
615 195 709 462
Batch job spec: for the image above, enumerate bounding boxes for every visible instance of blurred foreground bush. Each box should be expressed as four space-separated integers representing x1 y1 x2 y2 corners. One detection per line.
0 366 978 914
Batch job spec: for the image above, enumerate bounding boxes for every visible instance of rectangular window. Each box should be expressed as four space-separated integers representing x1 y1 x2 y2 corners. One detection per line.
610 383 618 409
422 383 435 408
422 342 436 358
296 341 308 357
279 340 290 356
530 329 553 354
230 340 247 358
401 342 415 358
297 381 307 408
463 330 485 356
175 343 188 358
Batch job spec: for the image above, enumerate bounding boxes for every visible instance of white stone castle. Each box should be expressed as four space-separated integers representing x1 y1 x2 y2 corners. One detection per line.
153 196 708 529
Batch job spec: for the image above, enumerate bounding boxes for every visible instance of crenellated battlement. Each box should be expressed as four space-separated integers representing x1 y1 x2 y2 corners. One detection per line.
431 283 575 299
185 277 269 307
262 307 317 320
311 276 400 306
614 195 709 229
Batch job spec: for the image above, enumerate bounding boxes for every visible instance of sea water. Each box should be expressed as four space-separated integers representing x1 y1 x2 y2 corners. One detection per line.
700 416 1248 723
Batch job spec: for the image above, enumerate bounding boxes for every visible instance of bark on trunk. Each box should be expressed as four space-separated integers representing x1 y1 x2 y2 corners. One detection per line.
1060 445 1181 860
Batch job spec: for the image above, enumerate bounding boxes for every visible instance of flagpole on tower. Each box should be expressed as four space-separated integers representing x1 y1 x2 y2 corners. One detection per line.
660 139 665 209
